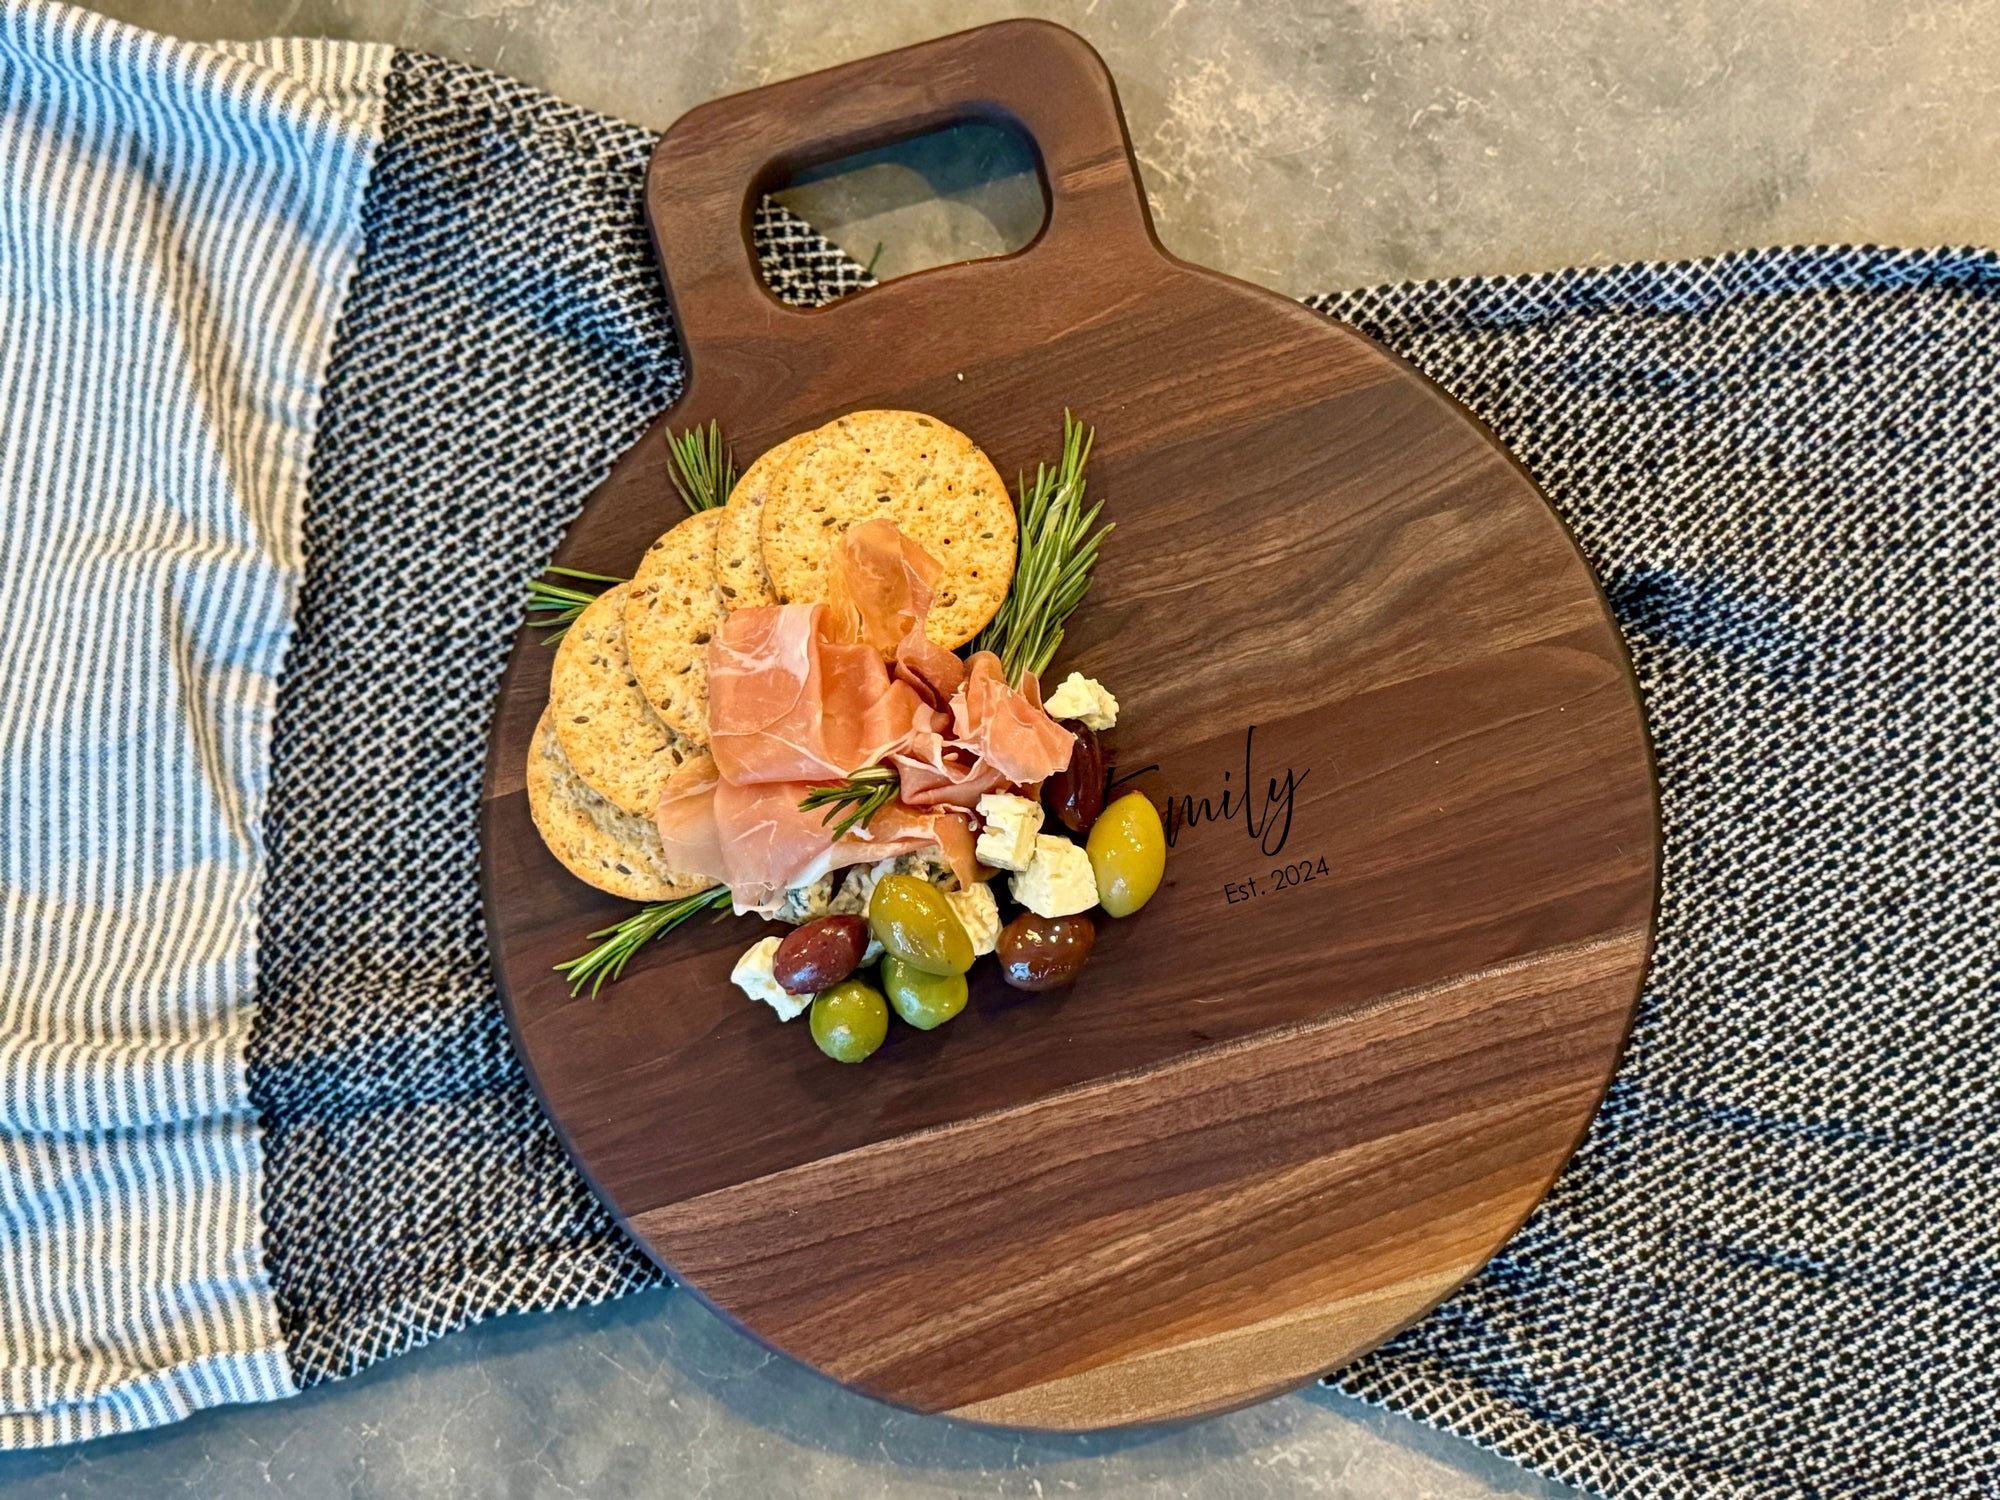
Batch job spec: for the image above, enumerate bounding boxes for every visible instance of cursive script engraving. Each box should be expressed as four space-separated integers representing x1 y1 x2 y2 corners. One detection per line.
1163 725 1308 858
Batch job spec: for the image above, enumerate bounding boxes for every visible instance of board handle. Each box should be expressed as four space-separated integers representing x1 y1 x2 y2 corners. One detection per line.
646 19 1155 360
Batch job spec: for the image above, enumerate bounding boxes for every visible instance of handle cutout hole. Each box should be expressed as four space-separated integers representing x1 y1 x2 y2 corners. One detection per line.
764 121 1047 291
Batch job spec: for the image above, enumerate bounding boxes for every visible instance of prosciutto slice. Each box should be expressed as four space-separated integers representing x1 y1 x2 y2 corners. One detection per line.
893 634 968 710
889 652 1076 807
889 729 1011 810
825 518 938 656
669 520 1063 914
953 652 1075 784
709 779 977 914
652 752 729 884
829 518 972 707
708 603 941 786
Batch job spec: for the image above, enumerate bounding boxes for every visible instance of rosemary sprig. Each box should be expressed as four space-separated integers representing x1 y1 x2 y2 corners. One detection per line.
797 766 900 842
973 412 1112 685
526 566 626 644
555 886 734 998
667 420 736 514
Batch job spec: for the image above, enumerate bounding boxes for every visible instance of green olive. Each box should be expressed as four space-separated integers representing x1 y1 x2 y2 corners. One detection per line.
867 873 974 975
809 979 889 1063
881 955 969 1030
1086 791 1167 917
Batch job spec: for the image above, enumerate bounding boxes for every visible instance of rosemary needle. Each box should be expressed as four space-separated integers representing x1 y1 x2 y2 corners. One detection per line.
526 565 626 644
555 886 734 998
797 766 900 843
667 420 737 514
972 411 1112 685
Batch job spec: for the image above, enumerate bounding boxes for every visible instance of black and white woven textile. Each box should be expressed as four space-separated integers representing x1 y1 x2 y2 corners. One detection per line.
1314 254 2000 1499
6 14 1994 1494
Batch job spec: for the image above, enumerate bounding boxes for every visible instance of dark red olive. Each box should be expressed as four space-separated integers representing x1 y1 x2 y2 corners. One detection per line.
773 915 869 995
1043 721 1106 834
995 912 1096 991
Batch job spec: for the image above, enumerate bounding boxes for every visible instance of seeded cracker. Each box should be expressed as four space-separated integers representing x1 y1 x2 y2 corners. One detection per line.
526 709 716 902
550 581 698 817
758 410 1016 649
623 508 725 742
715 432 812 611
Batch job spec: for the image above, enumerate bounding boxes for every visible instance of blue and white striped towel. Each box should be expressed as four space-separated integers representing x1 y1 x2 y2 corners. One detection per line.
0 0 389 1445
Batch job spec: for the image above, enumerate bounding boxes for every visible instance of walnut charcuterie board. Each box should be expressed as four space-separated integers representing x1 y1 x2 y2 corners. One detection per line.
479 19 1658 1430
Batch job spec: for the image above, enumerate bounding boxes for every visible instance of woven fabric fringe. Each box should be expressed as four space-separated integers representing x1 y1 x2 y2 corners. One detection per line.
249 47 2000 1500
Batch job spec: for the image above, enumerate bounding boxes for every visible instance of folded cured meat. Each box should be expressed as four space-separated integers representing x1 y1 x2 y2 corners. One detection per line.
662 521 1061 915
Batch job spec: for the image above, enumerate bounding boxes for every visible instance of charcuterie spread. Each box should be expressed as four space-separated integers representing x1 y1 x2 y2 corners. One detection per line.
526 410 1165 1062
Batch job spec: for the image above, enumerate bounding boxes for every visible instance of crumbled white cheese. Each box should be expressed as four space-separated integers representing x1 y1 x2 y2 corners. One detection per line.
730 935 809 1021
975 792 1044 872
825 868 872 917
946 882 1002 957
862 936 884 964
1044 672 1118 731
1009 835 1098 918
836 852 952 912
762 848 961 930
774 873 837 924
887 849 957 888
831 850 956 919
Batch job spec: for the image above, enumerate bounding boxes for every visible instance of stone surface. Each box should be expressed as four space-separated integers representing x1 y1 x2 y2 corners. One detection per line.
12 1 1995 1496
0 1289 1574 1499
84 0 2000 291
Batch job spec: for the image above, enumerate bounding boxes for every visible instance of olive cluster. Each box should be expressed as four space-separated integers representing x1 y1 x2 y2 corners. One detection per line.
778 722 1168 1063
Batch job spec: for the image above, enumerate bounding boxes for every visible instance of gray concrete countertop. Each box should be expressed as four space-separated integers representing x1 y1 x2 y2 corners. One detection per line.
91 0 2000 291
6 3 1994 1497
0 1288 1569 1499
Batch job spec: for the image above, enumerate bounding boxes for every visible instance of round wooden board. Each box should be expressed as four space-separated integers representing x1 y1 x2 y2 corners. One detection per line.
481 21 1658 1430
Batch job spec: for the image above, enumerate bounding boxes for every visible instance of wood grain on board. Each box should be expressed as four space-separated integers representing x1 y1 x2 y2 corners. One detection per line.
481 19 1659 1428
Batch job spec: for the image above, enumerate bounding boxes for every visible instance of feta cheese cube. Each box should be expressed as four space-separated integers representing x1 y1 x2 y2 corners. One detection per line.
975 792 1044 872
1044 672 1118 731
1009 835 1098 918
946 882 1002 957
730 935 808 1021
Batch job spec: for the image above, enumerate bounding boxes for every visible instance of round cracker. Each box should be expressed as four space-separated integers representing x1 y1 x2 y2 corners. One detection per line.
758 410 1016 649
716 433 813 611
526 708 716 902
623 508 725 743
550 582 698 817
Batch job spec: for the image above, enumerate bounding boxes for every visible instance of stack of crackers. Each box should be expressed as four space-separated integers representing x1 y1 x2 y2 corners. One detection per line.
529 410 1019 902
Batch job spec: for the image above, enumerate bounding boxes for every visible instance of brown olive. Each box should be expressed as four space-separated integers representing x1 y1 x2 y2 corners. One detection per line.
773 915 870 995
995 912 1097 991
1043 721 1106 834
